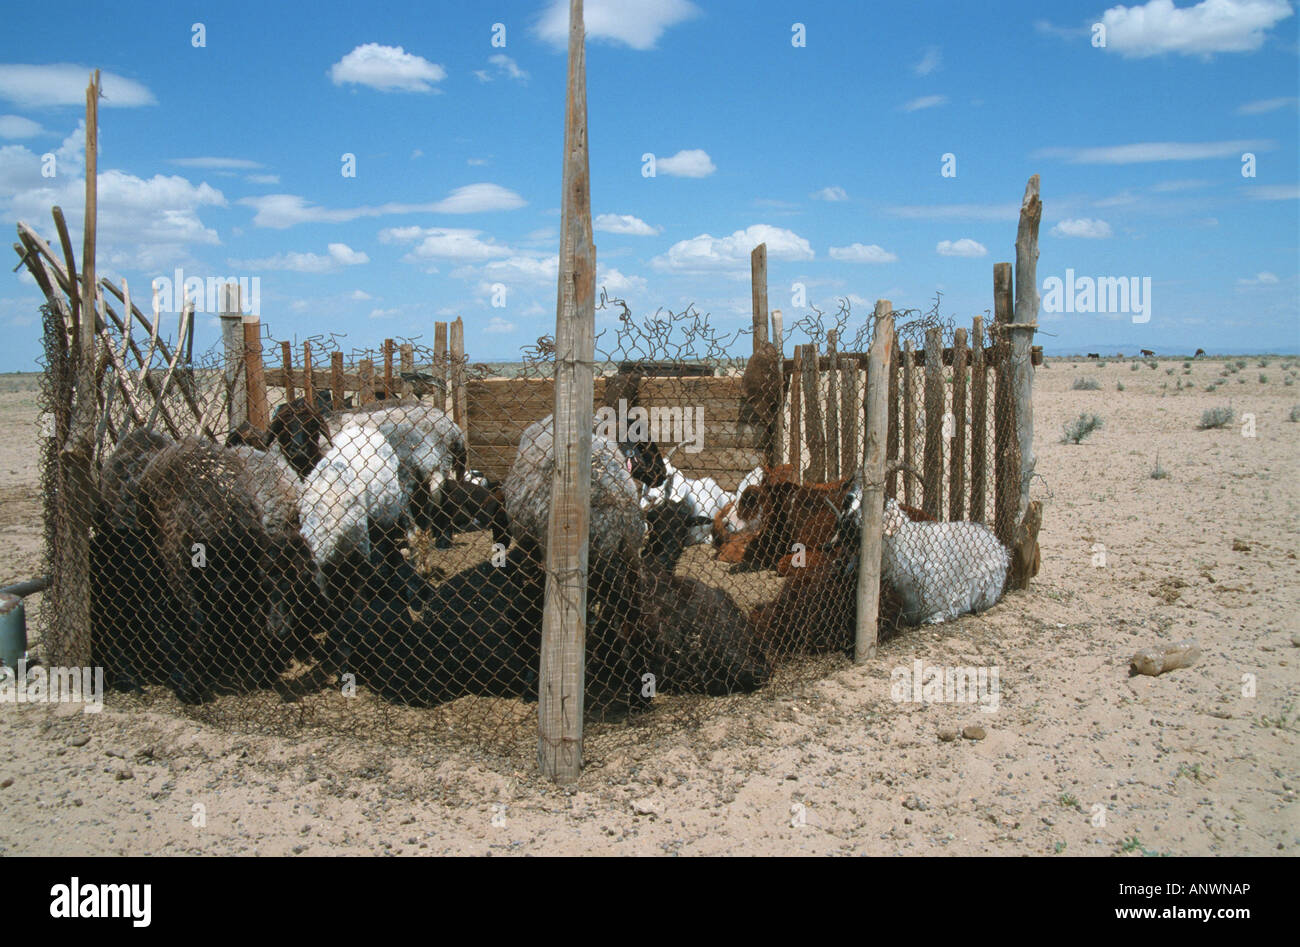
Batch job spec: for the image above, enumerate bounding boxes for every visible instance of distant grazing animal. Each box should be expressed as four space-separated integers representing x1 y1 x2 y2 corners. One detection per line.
1194 348 1206 358
1087 353 1101 359
1140 349 1155 358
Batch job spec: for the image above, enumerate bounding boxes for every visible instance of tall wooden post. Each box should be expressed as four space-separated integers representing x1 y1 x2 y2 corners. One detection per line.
922 325 944 519
280 341 294 403
800 343 825 482
399 343 415 397
750 243 768 347
434 321 449 413
789 343 803 481
969 316 987 522
383 338 395 399
330 351 344 408
57 70 102 666
539 0 595 784
886 334 900 500
950 327 968 522
770 309 784 466
450 318 467 432
242 315 269 430
993 263 1020 548
303 342 315 407
220 283 247 428
1012 175 1041 519
825 330 840 479
855 300 894 663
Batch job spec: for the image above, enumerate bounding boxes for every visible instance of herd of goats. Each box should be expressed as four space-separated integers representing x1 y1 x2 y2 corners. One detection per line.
88 384 1013 711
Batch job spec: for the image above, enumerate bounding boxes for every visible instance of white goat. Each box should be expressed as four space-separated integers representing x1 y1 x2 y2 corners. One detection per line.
880 497 1008 624
640 445 732 545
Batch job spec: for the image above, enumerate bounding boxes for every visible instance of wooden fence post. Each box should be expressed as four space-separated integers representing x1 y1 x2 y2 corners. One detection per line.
399 343 414 397
993 263 1020 548
359 358 375 405
220 283 247 429
825 330 840 480
539 0 594 785
950 327 968 522
434 321 449 413
922 325 944 519
886 334 900 500
1012 174 1041 519
856 300 894 663
789 344 803 481
303 342 315 408
970 316 987 522
770 309 784 466
450 318 467 433
750 243 768 347
243 315 269 431
901 340 915 507
840 356 857 475
801 343 825 482
383 338 395 400
281 341 294 403
330 352 344 408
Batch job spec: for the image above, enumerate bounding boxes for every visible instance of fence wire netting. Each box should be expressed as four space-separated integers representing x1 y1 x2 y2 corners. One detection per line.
34 292 1033 759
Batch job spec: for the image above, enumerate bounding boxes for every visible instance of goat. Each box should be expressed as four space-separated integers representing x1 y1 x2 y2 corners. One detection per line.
429 479 510 547
641 443 732 546
225 421 269 452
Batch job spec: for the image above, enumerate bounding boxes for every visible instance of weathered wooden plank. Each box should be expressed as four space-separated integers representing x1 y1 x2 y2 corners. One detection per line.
886 335 900 500
993 263 1020 548
840 357 857 477
801 343 825 482
970 315 987 523
825 330 840 480
901 340 915 507
1013 174 1041 521
922 325 944 520
856 301 893 663
950 327 968 522
243 317 269 431
751 243 768 348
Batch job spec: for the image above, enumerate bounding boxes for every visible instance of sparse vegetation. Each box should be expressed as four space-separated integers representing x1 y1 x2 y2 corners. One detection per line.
1150 455 1170 479
1235 360 1247 370
1072 377 1101 391
1182 361 1191 369
1147 360 1158 369
1130 361 1139 371
1063 413 1103 443
1198 406 1235 429
1259 374 1268 383
1116 381 1125 391
1258 359 1269 368
1289 405 1300 423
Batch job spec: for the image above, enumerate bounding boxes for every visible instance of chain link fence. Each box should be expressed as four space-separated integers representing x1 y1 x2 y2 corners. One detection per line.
31 292 1039 759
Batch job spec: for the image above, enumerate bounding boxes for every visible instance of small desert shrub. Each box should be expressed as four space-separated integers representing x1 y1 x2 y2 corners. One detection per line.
1259 373 1268 383
1258 359 1269 368
1288 405 1300 422
1238 377 1245 384
1204 383 1218 392
1165 368 1174 376
1235 360 1247 370
1286 377 1295 387
1062 413 1103 443
1097 360 1108 368
1116 381 1125 391
1198 406 1235 429
1130 362 1140 371
1072 377 1101 391
1147 360 1158 369
1182 361 1191 369
1150 456 1170 480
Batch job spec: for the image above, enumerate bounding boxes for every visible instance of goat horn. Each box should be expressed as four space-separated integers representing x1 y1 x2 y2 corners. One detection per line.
663 441 685 464
822 496 841 517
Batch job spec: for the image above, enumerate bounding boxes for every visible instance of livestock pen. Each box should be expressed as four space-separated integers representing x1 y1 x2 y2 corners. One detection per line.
11 22 1044 784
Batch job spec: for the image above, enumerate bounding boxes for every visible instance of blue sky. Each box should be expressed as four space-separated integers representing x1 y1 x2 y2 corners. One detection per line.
1 0 1297 371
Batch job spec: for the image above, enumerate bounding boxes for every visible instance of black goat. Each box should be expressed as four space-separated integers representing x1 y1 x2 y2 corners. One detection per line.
426 479 510 549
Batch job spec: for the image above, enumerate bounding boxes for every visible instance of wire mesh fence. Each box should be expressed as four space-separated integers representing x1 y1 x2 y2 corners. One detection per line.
32 291 1039 759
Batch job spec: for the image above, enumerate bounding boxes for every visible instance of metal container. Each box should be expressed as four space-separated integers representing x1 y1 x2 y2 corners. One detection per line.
0 592 25 669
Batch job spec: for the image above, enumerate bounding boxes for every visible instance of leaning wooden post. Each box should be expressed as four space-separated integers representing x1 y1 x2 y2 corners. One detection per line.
302 342 315 407
922 325 944 519
539 0 595 785
993 263 1020 548
57 70 102 667
219 282 247 429
769 309 784 466
950 327 968 522
855 300 894 663
242 314 269 431
1012 174 1041 520
450 318 467 433
825 330 840 480
750 243 768 347
969 316 987 522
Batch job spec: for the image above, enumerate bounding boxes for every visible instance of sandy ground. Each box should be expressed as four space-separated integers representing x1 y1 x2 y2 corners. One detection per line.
0 357 1296 856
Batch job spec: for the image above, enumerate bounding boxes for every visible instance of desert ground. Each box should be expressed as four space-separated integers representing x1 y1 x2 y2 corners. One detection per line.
0 355 1296 856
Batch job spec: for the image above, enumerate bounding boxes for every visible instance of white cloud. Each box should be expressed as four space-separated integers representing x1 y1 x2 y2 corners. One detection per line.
1050 217 1113 239
246 173 279 185
170 157 262 170
1237 96 1299 114
902 94 948 112
328 44 447 93
936 238 988 257
0 65 156 108
382 226 511 263
230 242 370 273
811 186 848 202
431 182 526 213
652 224 814 272
351 289 373 300
1099 0 1294 58
828 242 898 263
487 54 529 81
534 0 700 50
1035 139 1274 163
467 157 489 166
656 148 716 178
239 182 525 228
485 316 515 333
593 213 660 235
913 46 942 75
479 255 559 284
597 266 647 296
0 115 42 139
1237 271 1279 285
369 307 399 319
